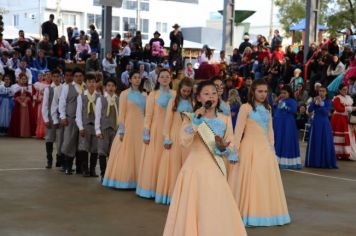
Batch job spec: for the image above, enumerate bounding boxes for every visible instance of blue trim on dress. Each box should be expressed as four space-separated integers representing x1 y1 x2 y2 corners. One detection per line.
102 178 136 189
242 214 291 226
118 122 125 136
143 128 150 141
248 104 269 134
184 124 194 134
219 99 231 116
136 187 156 198
154 194 171 205
201 116 227 137
156 87 172 108
127 88 146 112
177 99 193 113
163 139 173 145
279 164 303 169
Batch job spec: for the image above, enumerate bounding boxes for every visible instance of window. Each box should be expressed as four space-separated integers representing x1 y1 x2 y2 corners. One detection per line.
87 13 102 34
112 16 120 36
13 14 19 27
156 22 167 33
123 17 136 32
122 0 149 11
62 13 77 27
140 19 149 39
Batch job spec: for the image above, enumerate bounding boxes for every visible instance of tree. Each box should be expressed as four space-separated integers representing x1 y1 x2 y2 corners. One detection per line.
326 0 356 35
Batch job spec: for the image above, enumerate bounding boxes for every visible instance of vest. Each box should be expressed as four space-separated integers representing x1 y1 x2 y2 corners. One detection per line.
65 84 78 119
100 95 119 130
47 86 54 123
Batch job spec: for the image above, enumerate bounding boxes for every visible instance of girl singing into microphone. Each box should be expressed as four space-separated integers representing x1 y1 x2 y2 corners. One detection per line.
163 80 247 236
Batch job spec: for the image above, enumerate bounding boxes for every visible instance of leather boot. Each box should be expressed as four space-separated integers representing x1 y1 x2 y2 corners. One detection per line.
99 155 107 180
45 142 53 169
55 154 62 168
75 151 82 175
89 153 98 177
80 151 90 177
65 156 74 175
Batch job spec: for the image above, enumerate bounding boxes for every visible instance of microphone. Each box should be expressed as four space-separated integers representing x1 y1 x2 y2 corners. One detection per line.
197 100 213 119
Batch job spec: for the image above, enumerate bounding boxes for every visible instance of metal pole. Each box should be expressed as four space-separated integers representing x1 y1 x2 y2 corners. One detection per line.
304 0 320 63
268 0 274 42
136 0 141 32
101 5 112 59
222 0 235 55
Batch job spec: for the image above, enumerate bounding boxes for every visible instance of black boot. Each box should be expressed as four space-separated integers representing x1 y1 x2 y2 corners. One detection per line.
45 142 53 169
89 153 98 177
75 151 82 175
55 154 62 167
65 156 74 175
99 155 107 181
80 151 90 177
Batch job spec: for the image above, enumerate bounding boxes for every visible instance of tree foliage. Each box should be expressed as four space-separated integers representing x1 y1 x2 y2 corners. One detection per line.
326 0 356 35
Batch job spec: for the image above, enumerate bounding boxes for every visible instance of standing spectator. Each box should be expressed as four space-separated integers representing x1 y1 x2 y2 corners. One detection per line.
295 45 304 67
69 28 80 60
41 14 59 45
168 43 183 77
124 32 132 44
307 43 317 60
89 24 100 54
281 57 294 84
38 34 53 56
340 45 353 68
111 34 122 56
238 33 252 55
272 44 285 63
131 31 143 51
345 28 355 52
169 24 184 50
328 37 339 55
11 30 32 57
85 51 101 73
296 104 309 130
271 29 283 52
102 52 117 79
238 77 252 103
0 33 13 54
184 62 194 80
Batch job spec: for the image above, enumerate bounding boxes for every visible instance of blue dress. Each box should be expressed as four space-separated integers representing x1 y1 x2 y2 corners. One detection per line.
230 102 240 131
0 85 14 133
273 98 302 169
305 99 337 168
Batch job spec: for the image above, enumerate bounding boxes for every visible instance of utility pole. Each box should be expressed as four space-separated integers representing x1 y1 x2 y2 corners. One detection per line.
56 0 62 36
222 0 235 55
268 0 274 42
136 0 141 32
304 0 320 62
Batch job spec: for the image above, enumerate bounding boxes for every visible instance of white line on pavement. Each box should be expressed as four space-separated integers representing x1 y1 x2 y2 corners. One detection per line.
0 168 46 172
286 169 356 182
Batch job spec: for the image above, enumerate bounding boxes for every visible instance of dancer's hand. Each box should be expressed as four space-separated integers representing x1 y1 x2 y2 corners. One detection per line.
164 143 172 150
144 140 150 145
96 134 103 139
194 106 206 119
61 118 69 126
45 122 51 128
215 136 230 151
79 129 85 137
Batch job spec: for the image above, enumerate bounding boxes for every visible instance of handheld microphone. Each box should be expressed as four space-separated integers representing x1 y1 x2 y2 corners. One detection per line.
197 100 213 119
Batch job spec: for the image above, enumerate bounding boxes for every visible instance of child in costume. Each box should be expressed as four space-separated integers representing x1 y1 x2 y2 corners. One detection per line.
0 74 14 135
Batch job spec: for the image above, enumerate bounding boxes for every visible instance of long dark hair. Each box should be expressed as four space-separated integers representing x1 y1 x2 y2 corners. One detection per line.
247 79 271 111
154 69 172 90
193 80 220 112
172 79 194 112
129 70 144 92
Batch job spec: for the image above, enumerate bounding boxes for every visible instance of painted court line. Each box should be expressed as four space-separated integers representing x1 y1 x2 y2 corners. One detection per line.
286 169 356 182
0 168 46 172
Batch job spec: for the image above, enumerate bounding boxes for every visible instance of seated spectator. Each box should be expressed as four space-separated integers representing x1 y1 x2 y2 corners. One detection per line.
285 45 296 65
38 34 53 56
290 68 303 91
119 40 131 72
131 31 143 51
296 104 309 130
168 42 183 77
120 63 132 88
34 50 49 72
75 37 91 62
340 45 353 68
348 76 356 97
219 50 229 64
148 64 162 87
184 62 195 80
11 30 32 57
272 44 285 63
149 31 165 64
53 36 69 59
138 64 148 80
328 37 339 55
70 27 80 60
102 52 117 79
0 51 12 74
0 33 13 54
294 83 309 106
139 43 155 73
85 51 101 73
240 47 253 77
239 33 252 55
238 77 252 103
326 54 345 86
268 56 282 92
200 45 214 64
22 48 35 68
295 45 304 67
230 48 242 67
111 34 121 56
281 57 294 84
9 50 21 71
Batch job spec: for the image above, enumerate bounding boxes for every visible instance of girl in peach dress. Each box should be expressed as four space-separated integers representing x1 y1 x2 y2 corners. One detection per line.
163 80 247 236
102 71 147 189
136 69 176 198
155 79 194 204
211 76 231 116
228 79 290 226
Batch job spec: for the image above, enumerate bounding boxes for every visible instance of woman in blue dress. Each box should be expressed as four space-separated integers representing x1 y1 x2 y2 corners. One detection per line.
273 85 302 169
305 86 337 168
0 74 14 135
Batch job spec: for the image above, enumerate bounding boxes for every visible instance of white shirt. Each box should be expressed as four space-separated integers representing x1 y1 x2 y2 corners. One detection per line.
58 82 83 120
94 94 118 135
15 67 33 85
9 58 20 70
50 84 63 124
102 58 117 74
0 84 14 96
140 71 148 79
148 71 158 86
121 71 130 87
0 58 11 69
0 39 13 52
119 45 131 56
75 90 98 130
10 83 31 94
41 83 57 123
